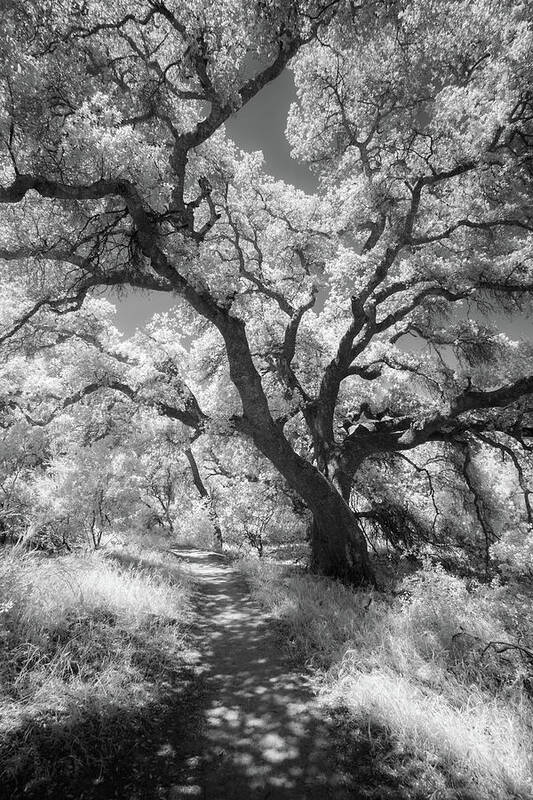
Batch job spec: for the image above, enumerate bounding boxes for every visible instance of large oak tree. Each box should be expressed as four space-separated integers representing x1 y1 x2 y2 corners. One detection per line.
1 0 532 582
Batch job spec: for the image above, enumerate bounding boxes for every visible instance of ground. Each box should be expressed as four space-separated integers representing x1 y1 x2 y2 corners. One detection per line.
166 547 357 800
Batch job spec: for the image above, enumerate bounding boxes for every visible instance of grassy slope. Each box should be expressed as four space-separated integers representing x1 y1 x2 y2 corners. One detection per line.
0 546 197 800
237 558 533 800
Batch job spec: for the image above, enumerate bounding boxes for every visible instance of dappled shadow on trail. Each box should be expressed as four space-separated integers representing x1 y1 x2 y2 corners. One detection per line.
167 548 356 800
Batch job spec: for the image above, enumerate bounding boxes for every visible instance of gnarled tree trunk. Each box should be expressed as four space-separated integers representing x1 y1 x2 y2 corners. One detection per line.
244 422 374 584
308 491 374 585
309 455 374 584
215 315 375 583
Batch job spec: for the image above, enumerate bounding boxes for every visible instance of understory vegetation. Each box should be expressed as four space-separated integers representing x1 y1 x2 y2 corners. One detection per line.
238 557 533 800
0 544 194 800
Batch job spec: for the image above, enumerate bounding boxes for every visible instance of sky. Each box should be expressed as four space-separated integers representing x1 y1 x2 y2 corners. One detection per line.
111 69 316 335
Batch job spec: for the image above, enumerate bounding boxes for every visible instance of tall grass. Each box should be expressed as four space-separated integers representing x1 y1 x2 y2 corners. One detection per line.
238 558 533 799
0 545 192 798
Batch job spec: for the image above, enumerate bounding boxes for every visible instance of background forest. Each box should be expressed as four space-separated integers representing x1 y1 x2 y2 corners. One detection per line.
1 0 533 798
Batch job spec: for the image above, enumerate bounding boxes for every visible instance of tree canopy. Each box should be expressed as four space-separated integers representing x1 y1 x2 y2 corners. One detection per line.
1 0 532 582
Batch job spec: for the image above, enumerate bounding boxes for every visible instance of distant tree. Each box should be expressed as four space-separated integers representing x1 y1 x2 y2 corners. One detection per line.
0 294 223 549
0 1 532 582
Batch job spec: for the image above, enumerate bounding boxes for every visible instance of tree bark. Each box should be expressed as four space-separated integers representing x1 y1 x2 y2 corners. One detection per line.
303 453 374 584
308 491 375 585
237 421 374 583
291 470 375 584
280 466 375 584
310 464 376 586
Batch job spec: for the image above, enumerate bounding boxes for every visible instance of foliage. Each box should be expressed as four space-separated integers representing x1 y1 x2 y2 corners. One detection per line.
0 0 531 581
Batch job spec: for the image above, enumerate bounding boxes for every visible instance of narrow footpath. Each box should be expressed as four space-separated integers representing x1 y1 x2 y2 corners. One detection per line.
167 548 356 800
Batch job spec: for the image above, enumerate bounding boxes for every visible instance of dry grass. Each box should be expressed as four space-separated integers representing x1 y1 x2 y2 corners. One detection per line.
0 545 193 799
238 558 533 800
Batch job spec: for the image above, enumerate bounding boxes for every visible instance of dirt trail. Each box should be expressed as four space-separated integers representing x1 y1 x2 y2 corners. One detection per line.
167 548 356 800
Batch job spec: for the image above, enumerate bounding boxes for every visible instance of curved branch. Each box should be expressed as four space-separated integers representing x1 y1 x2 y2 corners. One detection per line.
0 174 143 208
451 376 533 416
410 217 533 247
19 379 208 433
0 288 90 346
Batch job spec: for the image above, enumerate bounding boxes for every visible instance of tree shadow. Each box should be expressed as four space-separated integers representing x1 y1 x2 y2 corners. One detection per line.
165 549 357 799
169 549 487 800
0 641 202 800
325 706 483 800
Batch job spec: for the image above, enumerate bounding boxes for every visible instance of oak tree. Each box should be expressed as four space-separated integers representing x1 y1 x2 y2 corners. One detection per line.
1 0 532 582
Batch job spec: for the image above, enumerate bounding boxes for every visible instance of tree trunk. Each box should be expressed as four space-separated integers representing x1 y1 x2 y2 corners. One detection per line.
307 457 375 583
213 315 374 583
243 425 375 584
184 447 224 552
307 488 375 585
